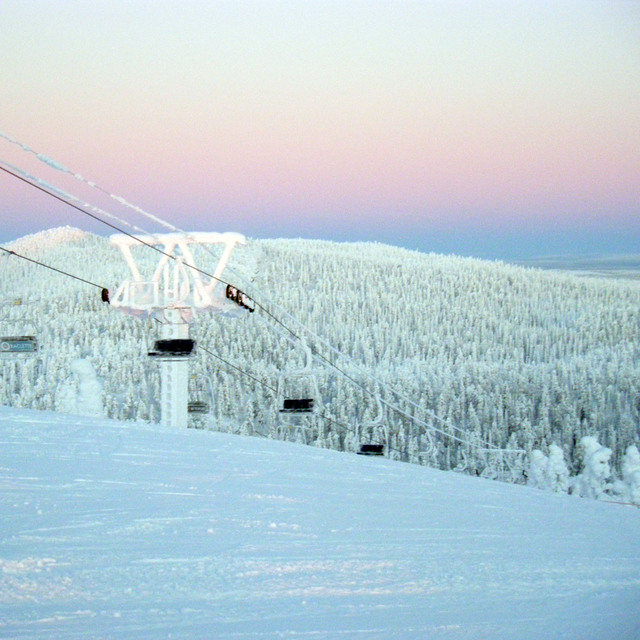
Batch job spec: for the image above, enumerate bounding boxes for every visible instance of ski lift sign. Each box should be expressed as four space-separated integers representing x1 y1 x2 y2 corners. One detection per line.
0 336 38 355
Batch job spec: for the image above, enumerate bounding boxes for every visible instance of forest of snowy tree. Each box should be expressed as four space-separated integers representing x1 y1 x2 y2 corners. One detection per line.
1 227 639 494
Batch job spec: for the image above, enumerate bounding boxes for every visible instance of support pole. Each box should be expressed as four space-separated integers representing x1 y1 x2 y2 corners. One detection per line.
110 231 247 429
159 310 190 429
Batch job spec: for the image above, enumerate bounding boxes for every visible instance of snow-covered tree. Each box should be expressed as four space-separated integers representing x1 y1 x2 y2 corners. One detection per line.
2 227 639 490
621 445 640 505
528 450 549 490
545 443 569 493
572 437 612 499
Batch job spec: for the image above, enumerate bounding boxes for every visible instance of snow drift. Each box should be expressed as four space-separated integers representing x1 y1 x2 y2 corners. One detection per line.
1 406 639 639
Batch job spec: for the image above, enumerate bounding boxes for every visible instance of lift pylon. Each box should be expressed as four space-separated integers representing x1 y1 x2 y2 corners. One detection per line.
110 232 246 428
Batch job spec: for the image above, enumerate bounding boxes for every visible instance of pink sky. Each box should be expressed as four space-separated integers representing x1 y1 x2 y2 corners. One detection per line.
1 1 638 258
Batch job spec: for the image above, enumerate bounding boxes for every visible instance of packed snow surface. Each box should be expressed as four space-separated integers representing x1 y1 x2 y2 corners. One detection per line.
1 407 639 639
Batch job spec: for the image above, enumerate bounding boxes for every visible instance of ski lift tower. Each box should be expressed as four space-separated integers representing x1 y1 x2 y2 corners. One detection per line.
109 232 246 428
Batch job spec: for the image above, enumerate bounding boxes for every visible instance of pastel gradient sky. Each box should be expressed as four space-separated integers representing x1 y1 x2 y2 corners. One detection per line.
1 0 638 259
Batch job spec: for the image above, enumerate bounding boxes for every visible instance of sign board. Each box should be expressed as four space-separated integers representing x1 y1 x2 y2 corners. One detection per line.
0 336 38 354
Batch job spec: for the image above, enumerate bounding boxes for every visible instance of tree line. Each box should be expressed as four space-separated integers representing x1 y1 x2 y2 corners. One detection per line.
1 228 638 495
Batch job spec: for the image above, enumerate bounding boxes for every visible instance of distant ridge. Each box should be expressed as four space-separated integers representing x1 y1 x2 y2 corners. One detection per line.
6 225 94 252
515 254 640 280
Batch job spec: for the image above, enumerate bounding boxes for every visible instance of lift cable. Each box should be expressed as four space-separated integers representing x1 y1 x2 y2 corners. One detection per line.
0 162 196 271
196 343 278 395
251 311 477 448
0 161 299 341
0 162 235 291
197 336 357 444
0 153 382 427
0 135 510 449
0 160 154 238
0 245 108 295
0 130 177 233
0 154 519 455
215 263 510 450
0 155 420 435
247 286 525 455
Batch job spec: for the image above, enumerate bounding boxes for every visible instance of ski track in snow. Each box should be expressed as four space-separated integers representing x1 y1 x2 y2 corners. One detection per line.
0 407 639 639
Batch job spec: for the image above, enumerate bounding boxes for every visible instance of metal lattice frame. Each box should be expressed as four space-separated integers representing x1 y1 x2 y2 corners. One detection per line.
110 232 245 428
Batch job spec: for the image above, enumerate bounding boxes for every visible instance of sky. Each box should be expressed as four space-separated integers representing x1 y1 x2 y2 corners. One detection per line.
0 0 638 260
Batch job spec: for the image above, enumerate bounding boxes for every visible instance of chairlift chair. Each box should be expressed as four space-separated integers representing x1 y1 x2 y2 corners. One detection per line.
148 338 196 358
187 373 214 428
145 306 196 359
277 377 320 445
277 341 320 416
356 394 388 456
280 397 314 413
276 341 321 444
357 443 385 456
417 430 438 467
478 448 527 483
278 367 318 417
187 400 209 413
187 375 211 414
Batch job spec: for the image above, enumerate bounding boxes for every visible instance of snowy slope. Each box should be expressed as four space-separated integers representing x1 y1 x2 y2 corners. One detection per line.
1 407 639 640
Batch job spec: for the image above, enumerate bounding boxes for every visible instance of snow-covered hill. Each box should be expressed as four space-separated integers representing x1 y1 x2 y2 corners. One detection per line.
1 227 639 486
1 406 639 639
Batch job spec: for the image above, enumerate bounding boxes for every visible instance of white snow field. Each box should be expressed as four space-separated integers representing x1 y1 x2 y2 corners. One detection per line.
1 407 639 640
